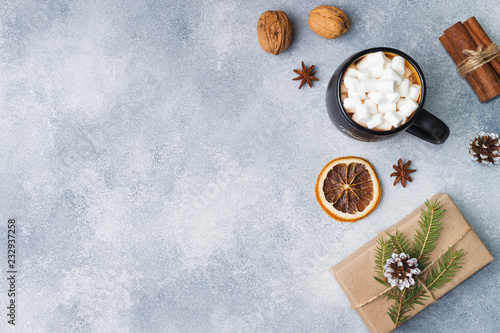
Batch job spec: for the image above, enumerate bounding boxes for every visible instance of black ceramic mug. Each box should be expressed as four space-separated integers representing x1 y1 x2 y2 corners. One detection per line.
326 47 449 144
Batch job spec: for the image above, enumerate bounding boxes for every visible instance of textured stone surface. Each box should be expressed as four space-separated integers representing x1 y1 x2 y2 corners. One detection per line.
0 0 499 332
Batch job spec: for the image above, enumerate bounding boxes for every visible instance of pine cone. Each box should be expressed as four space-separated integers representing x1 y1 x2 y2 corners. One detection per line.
469 132 499 165
383 253 421 290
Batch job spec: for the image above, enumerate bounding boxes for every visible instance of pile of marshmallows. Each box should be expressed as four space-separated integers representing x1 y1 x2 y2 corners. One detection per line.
342 51 421 131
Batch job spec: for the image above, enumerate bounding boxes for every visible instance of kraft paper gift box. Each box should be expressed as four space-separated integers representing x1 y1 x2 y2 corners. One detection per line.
330 193 493 333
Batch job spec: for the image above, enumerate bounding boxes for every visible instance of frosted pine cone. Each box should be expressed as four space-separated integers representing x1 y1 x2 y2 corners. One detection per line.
383 252 421 290
469 131 499 165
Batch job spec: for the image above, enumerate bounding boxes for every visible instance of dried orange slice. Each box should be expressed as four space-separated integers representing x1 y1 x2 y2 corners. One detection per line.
315 156 381 222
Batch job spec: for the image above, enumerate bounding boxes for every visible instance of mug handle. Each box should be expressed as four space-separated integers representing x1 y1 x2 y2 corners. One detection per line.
406 109 450 144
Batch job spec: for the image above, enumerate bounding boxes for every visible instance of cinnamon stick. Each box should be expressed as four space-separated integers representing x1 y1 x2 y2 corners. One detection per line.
442 22 500 102
464 17 500 77
439 34 487 102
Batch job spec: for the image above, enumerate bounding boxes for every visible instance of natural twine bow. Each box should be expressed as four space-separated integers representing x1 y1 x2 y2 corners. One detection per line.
351 224 472 310
457 43 500 77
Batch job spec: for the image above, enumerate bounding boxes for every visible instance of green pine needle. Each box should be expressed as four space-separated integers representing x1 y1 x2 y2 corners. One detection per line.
387 229 411 254
424 247 465 290
412 200 445 267
387 288 412 326
387 283 430 326
373 237 398 301
401 282 429 308
374 237 393 279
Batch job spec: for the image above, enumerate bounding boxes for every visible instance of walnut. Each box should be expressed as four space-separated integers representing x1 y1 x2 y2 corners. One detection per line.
257 11 293 55
308 5 349 39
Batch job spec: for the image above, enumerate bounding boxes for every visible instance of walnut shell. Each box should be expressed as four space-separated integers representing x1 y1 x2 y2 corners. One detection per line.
257 10 293 55
308 6 349 39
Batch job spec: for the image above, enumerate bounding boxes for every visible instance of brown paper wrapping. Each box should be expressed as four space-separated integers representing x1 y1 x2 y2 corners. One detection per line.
330 193 493 333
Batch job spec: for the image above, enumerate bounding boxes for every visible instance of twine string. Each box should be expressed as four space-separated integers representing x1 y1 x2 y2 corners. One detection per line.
351 285 394 309
351 224 472 310
457 43 500 77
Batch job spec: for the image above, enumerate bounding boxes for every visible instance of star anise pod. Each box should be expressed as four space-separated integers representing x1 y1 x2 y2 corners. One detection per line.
390 158 416 188
293 61 319 89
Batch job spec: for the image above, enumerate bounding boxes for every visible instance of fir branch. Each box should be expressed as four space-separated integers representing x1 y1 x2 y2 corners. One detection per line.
401 248 465 308
388 283 431 327
374 237 393 279
387 229 411 254
388 288 412 327
400 281 429 308
373 237 398 300
412 200 445 267
383 287 398 301
424 248 465 290
405 283 428 307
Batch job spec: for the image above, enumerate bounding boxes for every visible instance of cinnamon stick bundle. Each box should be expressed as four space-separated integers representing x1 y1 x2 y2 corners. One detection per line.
464 17 500 76
439 18 500 103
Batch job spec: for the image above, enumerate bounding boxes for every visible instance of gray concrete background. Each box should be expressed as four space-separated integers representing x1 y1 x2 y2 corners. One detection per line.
0 0 499 332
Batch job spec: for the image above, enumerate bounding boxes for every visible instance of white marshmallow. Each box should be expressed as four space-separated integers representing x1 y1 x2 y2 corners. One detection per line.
398 79 410 97
348 90 366 100
367 114 384 129
399 99 418 117
357 70 370 80
407 84 421 101
346 68 359 78
378 102 397 114
392 56 405 76
377 79 397 93
352 112 367 126
384 111 404 128
344 75 361 92
368 92 388 105
386 92 400 103
384 60 392 69
369 64 385 78
367 51 386 66
343 96 362 110
381 68 403 84
355 104 371 123
404 66 412 78
396 111 408 124
364 99 378 115
360 79 378 93
375 120 393 131
396 98 407 111
356 57 370 70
